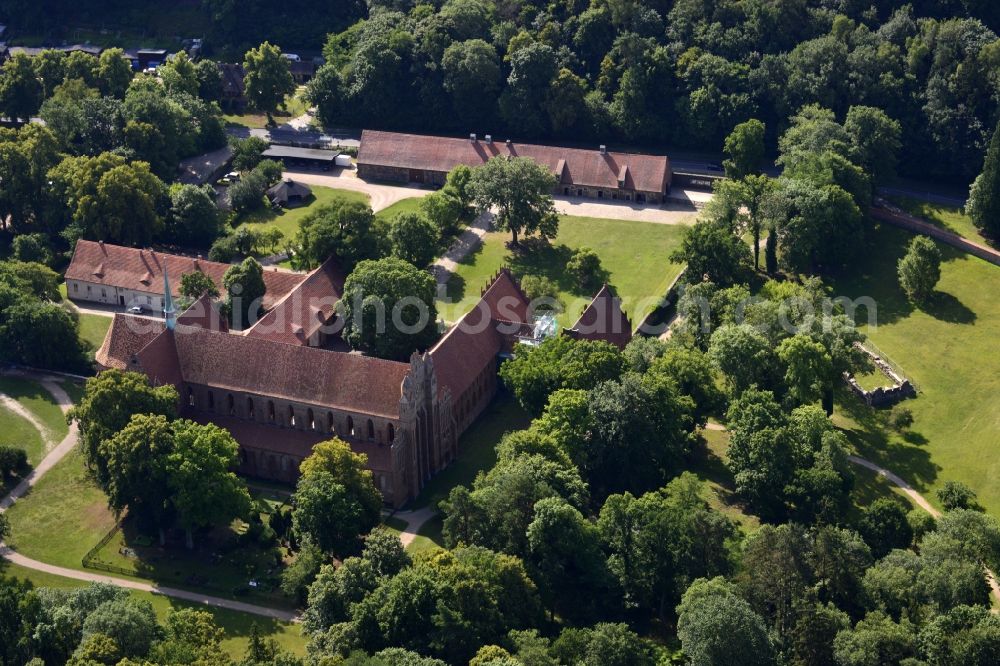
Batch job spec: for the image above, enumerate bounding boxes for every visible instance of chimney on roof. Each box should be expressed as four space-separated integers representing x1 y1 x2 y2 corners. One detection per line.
485 134 492 143
600 145 607 154
469 133 477 142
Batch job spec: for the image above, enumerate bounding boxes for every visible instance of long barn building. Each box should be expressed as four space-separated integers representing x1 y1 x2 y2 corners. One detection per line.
357 130 672 204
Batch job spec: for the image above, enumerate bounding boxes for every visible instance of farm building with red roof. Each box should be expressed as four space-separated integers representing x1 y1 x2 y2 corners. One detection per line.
357 130 672 203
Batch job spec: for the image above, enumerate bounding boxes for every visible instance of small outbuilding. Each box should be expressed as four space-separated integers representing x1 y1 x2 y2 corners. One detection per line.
268 179 313 207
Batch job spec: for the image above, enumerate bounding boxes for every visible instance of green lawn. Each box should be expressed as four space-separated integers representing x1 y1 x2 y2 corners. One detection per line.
408 394 531 511
0 562 305 658
223 88 310 129
439 216 687 326
239 186 369 242
689 428 760 532
5 448 119 569
5 444 296 608
888 195 987 245
0 376 69 443
0 404 45 473
851 369 893 392
828 222 1000 515
375 197 426 221
78 313 112 353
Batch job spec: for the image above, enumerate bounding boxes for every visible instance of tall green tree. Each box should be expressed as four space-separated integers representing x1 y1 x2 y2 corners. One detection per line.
68 370 178 484
723 119 766 180
897 236 942 303
295 199 388 270
223 257 267 329
0 53 43 121
341 257 439 360
243 42 296 123
467 156 558 246
676 577 776 666
168 420 252 549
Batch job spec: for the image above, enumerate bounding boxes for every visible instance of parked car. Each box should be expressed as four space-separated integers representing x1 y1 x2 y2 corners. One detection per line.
127 305 148 314
219 171 241 185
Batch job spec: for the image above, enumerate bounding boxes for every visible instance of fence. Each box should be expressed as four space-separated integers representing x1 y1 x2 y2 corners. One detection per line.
80 523 133 577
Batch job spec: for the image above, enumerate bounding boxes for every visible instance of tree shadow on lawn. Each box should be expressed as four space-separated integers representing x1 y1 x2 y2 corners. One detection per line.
835 388 940 493
921 290 976 325
506 240 604 297
829 225 915 328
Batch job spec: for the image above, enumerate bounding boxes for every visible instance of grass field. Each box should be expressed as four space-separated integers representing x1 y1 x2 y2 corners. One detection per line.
375 197 425 221
889 195 986 245
0 376 67 450
828 221 1000 515
0 562 305 658
4 445 295 607
0 404 45 472
439 215 687 326
78 312 113 353
223 88 310 129
239 186 369 242
5 448 119 569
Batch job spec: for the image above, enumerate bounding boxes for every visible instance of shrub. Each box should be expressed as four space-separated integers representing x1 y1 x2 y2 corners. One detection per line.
0 446 28 476
937 480 981 511
566 247 604 291
519 274 563 312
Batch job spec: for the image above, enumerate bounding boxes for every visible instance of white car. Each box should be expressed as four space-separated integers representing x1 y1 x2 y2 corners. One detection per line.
127 305 148 314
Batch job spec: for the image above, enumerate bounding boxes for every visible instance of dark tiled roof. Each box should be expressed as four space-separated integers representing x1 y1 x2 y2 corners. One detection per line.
172 328 411 419
566 284 633 349
358 130 670 193
95 314 165 370
175 294 229 333
429 270 530 399
66 240 306 310
219 63 245 97
267 179 313 205
244 257 345 345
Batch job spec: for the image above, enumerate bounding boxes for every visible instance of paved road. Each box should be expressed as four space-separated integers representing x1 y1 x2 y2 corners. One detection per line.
0 371 300 622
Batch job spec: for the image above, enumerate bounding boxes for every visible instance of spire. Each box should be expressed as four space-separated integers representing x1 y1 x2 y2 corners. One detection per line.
163 266 176 331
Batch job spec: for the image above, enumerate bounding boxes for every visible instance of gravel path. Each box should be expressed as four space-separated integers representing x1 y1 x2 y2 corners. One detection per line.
0 370 299 622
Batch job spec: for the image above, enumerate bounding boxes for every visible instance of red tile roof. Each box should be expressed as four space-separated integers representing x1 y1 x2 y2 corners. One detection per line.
244 257 345 345
66 240 306 310
358 130 670 194
566 284 633 349
135 328 184 389
429 269 530 399
175 294 229 332
171 328 411 419
95 314 166 370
